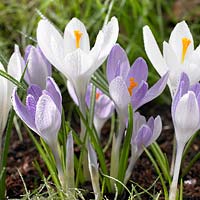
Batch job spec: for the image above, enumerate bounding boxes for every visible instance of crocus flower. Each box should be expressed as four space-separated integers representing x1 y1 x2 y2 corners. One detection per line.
12 77 64 185
143 21 200 96
124 112 162 184
169 72 200 200
24 45 52 89
107 44 167 184
67 81 115 137
37 17 119 115
0 45 23 157
107 44 169 125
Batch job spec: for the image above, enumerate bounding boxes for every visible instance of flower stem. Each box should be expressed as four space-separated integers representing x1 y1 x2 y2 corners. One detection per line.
50 142 65 189
169 142 185 200
110 117 125 190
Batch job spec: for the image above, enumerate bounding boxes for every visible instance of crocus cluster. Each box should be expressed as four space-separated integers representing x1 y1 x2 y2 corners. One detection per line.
0 14 198 200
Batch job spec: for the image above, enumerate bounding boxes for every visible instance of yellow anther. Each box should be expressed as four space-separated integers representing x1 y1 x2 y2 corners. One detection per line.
74 30 83 48
181 37 191 63
128 77 138 96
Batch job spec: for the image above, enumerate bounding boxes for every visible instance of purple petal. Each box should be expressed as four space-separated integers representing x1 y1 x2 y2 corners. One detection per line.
24 45 33 63
135 125 153 149
12 89 37 133
26 94 36 122
190 83 200 97
95 94 115 119
27 85 42 101
131 112 146 143
106 44 130 83
131 81 148 111
172 72 190 120
36 46 52 76
45 77 62 113
35 94 61 144
137 71 169 109
25 46 52 88
126 57 148 87
148 115 162 146
147 116 154 132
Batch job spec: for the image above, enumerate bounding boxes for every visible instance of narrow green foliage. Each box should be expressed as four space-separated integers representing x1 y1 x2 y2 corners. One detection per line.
118 104 133 192
0 109 15 198
0 69 26 90
144 147 168 200
150 142 171 184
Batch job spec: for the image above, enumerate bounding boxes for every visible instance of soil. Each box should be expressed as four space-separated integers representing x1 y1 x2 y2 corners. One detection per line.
5 103 200 199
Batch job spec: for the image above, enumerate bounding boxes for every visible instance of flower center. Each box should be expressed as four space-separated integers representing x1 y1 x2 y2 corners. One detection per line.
181 37 191 63
128 77 138 96
74 30 83 48
96 92 100 100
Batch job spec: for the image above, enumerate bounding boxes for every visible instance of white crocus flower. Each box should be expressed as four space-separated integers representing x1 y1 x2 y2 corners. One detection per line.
37 17 119 114
0 45 24 158
143 21 200 96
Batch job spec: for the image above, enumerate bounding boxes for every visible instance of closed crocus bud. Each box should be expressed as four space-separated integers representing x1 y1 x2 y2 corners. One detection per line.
169 72 200 200
88 143 100 200
0 45 23 159
124 112 162 184
12 77 64 186
24 45 52 89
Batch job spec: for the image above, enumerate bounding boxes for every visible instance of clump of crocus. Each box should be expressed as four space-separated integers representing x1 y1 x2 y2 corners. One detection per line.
37 17 119 117
107 44 168 182
12 77 64 186
0 45 23 161
169 72 200 200
67 81 115 137
124 112 162 184
24 45 52 89
143 21 200 96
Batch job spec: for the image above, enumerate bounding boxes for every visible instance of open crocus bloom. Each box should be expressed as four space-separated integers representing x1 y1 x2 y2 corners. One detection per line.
37 17 119 112
143 21 200 96
24 45 52 89
124 112 162 184
107 44 169 123
12 77 62 145
0 45 23 135
67 81 115 137
172 72 200 143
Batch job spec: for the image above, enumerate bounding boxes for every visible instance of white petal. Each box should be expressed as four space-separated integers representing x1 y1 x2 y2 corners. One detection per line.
7 45 24 81
64 18 90 54
169 21 194 63
95 17 119 67
0 62 9 133
109 76 130 121
143 26 168 76
174 91 199 143
37 19 64 69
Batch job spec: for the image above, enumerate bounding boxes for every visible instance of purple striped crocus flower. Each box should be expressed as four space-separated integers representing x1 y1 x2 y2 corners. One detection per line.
107 44 169 124
124 112 162 184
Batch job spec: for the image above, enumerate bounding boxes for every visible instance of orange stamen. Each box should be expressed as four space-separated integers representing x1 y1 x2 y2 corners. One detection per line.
74 30 83 48
96 92 100 100
181 37 191 63
128 77 138 96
